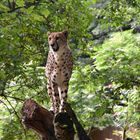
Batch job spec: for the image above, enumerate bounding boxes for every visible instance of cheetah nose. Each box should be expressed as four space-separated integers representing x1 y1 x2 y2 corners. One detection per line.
50 43 55 47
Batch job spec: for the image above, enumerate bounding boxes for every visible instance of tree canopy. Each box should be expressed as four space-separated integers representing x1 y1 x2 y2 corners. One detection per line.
0 0 140 139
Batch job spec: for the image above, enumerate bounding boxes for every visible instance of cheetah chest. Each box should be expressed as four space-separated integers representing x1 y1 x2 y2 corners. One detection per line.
46 49 73 86
51 63 70 86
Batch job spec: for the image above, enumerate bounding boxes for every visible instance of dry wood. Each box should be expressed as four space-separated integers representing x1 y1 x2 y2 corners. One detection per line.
21 99 75 140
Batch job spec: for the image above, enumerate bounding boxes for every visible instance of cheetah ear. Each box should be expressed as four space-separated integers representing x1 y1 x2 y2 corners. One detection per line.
63 30 68 38
47 31 51 36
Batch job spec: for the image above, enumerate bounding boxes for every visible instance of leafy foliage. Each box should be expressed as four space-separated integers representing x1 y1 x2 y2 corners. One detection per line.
69 31 140 130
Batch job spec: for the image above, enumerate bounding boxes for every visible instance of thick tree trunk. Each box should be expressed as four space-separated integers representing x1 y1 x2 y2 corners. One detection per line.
21 99 90 140
21 99 57 140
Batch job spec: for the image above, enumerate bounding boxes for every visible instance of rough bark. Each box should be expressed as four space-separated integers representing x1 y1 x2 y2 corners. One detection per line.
21 99 89 140
21 99 57 140
54 112 75 140
65 103 91 140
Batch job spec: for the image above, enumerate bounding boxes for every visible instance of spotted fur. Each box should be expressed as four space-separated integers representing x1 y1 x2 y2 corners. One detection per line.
45 31 73 114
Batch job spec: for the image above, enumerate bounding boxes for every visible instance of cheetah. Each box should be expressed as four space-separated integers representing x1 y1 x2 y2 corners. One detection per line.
45 31 73 114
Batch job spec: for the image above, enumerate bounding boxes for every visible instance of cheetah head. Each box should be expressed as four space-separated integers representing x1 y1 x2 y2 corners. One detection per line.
48 31 68 52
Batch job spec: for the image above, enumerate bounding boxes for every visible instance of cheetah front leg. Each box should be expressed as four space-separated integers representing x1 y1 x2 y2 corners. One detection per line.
47 81 55 112
51 82 60 114
58 82 68 112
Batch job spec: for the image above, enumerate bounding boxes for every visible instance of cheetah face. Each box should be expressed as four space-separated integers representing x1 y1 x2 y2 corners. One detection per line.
48 31 68 52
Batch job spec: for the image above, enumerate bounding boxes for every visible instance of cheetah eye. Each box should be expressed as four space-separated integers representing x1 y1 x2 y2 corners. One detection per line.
49 37 51 40
56 36 60 40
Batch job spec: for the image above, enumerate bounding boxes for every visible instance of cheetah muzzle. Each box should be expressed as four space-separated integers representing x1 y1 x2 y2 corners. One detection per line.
50 41 59 52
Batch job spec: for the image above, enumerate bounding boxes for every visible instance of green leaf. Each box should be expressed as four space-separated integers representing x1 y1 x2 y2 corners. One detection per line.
16 0 24 7
0 3 9 11
40 9 50 18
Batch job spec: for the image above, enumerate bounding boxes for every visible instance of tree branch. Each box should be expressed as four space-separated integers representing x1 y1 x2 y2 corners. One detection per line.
21 99 91 140
21 99 75 140
65 103 91 140
4 96 20 120
90 20 140 42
